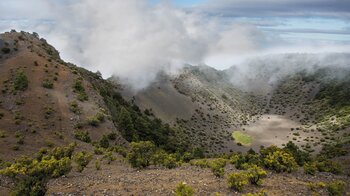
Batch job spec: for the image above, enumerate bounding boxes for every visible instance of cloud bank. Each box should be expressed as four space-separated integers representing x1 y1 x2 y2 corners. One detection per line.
0 0 275 89
200 0 350 19
1 0 349 90
226 53 350 93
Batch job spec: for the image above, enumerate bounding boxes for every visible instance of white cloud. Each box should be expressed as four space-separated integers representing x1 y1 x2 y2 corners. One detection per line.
1 0 349 90
1 0 268 89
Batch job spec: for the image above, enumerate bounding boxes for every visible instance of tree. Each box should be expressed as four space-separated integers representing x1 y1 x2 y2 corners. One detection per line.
117 107 135 141
126 141 156 168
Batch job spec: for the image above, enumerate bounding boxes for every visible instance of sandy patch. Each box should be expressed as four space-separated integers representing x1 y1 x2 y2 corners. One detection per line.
241 114 301 150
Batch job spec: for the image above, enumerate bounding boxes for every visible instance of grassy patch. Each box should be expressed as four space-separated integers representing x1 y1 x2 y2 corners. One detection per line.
232 131 252 146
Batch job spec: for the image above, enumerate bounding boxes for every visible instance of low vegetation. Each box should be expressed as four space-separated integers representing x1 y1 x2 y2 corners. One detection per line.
327 180 346 196
42 79 53 89
175 182 194 196
0 144 75 195
190 158 227 177
73 151 93 172
226 164 267 192
69 101 81 114
73 130 91 143
261 147 298 173
86 111 105 127
73 78 88 101
14 70 28 91
126 141 185 169
307 180 346 196
227 172 249 191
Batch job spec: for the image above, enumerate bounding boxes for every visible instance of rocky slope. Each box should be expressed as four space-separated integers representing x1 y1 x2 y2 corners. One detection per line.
0 31 127 162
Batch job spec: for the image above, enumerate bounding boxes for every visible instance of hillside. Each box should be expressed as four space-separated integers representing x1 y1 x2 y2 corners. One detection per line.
0 31 129 160
0 31 349 196
124 55 350 155
122 65 266 154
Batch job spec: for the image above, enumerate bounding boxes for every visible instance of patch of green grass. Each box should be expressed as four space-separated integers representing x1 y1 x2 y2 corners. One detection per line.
232 131 252 146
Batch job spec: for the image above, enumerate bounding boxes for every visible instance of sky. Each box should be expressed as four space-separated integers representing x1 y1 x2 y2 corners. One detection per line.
0 0 349 89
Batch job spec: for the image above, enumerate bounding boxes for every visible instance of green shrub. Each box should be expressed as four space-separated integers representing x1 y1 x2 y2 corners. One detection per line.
316 160 342 174
190 158 227 176
12 145 19 151
242 189 266 196
73 121 84 129
260 145 280 157
0 130 6 138
49 143 75 160
126 141 157 168
189 159 210 168
162 154 178 169
175 182 194 196
16 135 24 145
94 147 104 155
151 150 179 169
327 180 345 196
192 147 205 159
107 132 117 140
11 177 46 196
262 147 297 173
0 145 74 195
87 112 105 127
44 106 55 118
304 162 317 175
230 152 262 170
227 172 249 191
212 165 224 178
95 160 101 170
42 79 53 89
103 152 116 164
0 156 71 179
306 181 326 195
283 141 310 166
77 93 88 101
73 79 88 101
246 165 267 185
14 70 28 91
69 101 81 114
112 146 128 157
151 150 167 165
181 152 193 163
74 130 91 143
99 135 109 148
73 151 92 172
210 158 227 177
318 143 347 159
87 116 100 126
95 112 105 122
